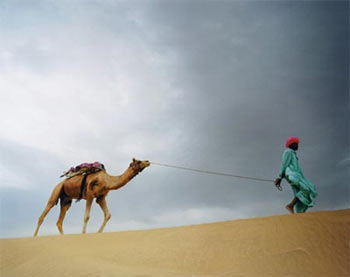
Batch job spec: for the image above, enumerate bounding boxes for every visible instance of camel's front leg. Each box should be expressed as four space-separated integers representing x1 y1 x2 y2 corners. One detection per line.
82 198 93 234
96 196 111 233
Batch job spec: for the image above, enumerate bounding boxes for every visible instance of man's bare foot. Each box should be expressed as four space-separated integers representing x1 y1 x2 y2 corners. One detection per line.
285 205 294 214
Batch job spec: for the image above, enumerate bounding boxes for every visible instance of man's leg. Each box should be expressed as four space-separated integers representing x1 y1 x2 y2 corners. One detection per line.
286 197 298 214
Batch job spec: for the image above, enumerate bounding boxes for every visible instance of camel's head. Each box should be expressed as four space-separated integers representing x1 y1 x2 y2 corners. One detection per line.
130 158 150 174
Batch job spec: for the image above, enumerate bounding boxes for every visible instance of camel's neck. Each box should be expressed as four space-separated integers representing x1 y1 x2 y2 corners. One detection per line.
107 167 138 190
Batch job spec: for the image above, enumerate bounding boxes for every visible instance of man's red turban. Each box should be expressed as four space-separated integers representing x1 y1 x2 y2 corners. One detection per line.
285 136 300 148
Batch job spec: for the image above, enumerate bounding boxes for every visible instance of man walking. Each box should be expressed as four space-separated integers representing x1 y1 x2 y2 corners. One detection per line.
275 137 318 213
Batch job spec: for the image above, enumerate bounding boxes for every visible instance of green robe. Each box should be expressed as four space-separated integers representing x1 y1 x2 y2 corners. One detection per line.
279 148 318 213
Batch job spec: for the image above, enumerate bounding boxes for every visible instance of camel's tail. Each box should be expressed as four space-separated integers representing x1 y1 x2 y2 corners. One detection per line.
47 181 64 206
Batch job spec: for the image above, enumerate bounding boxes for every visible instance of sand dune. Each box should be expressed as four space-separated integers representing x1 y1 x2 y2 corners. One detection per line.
1 209 349 277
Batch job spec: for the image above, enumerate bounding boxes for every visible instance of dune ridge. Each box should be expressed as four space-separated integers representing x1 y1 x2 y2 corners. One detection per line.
1 209 349 277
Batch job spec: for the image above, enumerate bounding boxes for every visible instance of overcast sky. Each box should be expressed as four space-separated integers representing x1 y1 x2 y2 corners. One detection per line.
0 0 349 238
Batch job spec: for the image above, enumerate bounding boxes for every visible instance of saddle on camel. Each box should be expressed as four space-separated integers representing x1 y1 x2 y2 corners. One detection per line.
60 162 106 201
61 162 105 178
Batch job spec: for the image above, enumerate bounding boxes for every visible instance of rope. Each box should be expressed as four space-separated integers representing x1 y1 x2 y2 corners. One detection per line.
151 162 274 183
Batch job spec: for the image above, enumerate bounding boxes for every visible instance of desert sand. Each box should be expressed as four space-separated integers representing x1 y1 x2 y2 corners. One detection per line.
1 209 349 277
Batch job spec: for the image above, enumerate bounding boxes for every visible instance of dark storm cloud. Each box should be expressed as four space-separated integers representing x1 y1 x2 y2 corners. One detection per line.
138 0 349 208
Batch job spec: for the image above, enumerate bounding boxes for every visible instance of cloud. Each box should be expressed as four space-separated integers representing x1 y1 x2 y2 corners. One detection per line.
0 140 64 189
0 1 186 167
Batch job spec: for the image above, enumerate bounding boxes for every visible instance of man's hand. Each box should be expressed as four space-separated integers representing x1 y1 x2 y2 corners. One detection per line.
274 178 282 191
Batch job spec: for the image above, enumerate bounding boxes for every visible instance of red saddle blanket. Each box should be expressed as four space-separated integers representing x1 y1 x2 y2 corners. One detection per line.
61 162 105 178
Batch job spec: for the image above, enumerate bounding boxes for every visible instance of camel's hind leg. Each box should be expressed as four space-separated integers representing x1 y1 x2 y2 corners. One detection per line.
96 196 111 233
34 182 64 237
56 199 72 235
34 202 55 236
82 197 93 234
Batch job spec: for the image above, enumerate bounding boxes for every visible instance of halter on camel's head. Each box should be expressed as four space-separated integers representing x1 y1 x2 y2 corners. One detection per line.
129 158 150 174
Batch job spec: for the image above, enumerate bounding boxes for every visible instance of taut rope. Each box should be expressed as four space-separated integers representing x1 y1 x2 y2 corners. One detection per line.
151 162 274 183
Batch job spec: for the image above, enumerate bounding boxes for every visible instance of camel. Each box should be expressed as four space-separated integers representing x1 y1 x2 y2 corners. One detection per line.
34 158 150 236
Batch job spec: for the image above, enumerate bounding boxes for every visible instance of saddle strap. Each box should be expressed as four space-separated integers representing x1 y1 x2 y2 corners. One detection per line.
76 174 88 202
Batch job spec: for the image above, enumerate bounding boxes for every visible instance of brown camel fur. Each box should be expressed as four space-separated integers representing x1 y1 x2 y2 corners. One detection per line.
34 158 150 236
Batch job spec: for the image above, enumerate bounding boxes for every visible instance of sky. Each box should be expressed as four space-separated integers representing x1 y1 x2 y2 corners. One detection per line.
0 0 349 238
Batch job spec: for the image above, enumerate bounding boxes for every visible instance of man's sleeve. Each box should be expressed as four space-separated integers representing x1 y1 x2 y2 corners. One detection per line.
279 150 292 179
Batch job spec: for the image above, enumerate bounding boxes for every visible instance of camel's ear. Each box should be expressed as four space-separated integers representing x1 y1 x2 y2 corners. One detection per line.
132 158 136 162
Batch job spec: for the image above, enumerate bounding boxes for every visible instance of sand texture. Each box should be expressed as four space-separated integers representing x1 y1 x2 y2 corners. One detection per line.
1 209 349 277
